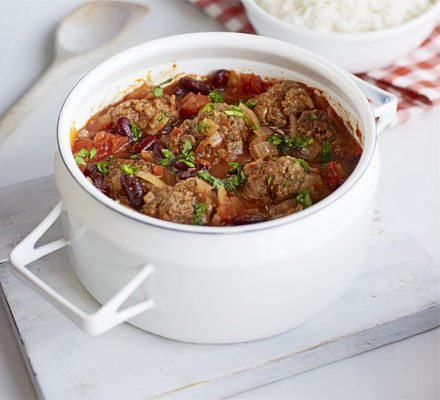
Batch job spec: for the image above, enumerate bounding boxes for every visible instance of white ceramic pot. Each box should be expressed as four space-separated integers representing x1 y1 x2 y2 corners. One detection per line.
9 33 396 344
242 0 440 73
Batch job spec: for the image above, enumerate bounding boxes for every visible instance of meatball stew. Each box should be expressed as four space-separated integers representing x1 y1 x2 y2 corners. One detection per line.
71 70 362 226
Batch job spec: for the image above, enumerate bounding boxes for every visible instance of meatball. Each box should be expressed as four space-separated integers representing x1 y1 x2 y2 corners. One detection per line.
296 110 336 141
109 96 179 135
181 103 250 160
142 177 215 224
243 156 329 205
253 81 314 127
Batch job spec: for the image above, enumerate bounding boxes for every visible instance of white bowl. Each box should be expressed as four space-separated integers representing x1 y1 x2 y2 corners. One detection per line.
10 33 396 343
242 0 440 73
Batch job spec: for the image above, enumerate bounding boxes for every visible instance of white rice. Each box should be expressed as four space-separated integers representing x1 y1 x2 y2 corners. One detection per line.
254 0 437 33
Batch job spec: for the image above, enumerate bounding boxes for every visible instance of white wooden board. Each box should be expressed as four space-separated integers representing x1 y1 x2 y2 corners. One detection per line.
0 176 439 400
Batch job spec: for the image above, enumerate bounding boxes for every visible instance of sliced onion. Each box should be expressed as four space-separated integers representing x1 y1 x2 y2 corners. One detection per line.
135 170 167 188
239 103 272 139
229 70 241 87
111 174 122 192
251 140 278 160
217 184 228 205
289 115 297 138
196 177 212 193
299 140 321 160
208 131 223 147
199 118 219 137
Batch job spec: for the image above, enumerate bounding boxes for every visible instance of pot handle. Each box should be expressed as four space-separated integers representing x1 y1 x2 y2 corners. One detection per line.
351 75 397 134
9 202 155 335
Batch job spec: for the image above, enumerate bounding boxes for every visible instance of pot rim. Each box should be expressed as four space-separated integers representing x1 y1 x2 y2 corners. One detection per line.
57 32 377 234
242 0 440 43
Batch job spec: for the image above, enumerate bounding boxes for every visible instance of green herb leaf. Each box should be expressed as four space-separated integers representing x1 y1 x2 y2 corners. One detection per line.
196 120 209 133
267 134 283 145
89 147 97 161
130 121 142 142
244 101 256 108
267 175 273 185
191 214 203 226
292 136 314 148
201 103 217 112
75 155 87 166
198 170 223 190
157 112 167 122
208 90 224 103
223 105 245 118
158 78 172 86
97 161 109 175
228 161 247 186
282 180 288 187
297 188 312 208
152 86 163 97
76 148 89 158
194 202 206 214
119 164 138 174
107 155 116 160
129 153 141 159
310 113 318 120
318 139 333 162
294 157 310 172
250 123 259 131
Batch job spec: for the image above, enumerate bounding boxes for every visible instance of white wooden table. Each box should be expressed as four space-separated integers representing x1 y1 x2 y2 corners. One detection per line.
0 1 439 399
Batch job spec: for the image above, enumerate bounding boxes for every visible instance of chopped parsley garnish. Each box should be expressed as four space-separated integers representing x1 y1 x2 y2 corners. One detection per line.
96 161 109 175
89 147 97 161
267 134 314 155
191 203 206 225
224 105 245 118
267 175 273 185
244 101 256 108
318 139 333 162
294 157 310 172
157 112 167 122
177 140 195 168
114 199 121 204
282 180 288 187
198 170 223 190
119 164 138 174
152 87 163 97
297 188 312 208
310 113 318 120
250 123 260 131
129 153 141 159
160 148 175 166
107 155 115 160
151 78 172 98
321 163 328 169
74 147 97 166
130 121 141 142
198 164 246 193
208 90 224 103
196 120 209 134
201 103 217 112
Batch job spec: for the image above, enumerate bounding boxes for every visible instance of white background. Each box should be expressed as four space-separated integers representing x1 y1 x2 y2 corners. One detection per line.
0 1 439 399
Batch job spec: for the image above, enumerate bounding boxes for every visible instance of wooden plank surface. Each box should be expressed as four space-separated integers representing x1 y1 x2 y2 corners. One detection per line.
0 176 439 400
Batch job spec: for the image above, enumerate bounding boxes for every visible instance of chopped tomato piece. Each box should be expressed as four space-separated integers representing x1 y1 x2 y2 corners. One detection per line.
322 161 345 191
152 165 164 176
72 137 94 154
241 73 267 94
179 93 209 119
93 131 129 161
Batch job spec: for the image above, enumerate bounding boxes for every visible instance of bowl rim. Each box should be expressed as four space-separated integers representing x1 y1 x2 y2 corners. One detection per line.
242 0 440 43
57 32 377 235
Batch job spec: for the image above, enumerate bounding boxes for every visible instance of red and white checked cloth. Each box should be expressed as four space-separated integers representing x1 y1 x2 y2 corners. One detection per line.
187 0 440 125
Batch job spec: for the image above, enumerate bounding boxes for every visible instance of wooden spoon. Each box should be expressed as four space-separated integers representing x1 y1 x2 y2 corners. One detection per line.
0 1 148 144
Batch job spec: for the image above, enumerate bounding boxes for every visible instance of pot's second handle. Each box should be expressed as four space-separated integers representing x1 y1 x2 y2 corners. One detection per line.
351 75 397 134
9 202 155 335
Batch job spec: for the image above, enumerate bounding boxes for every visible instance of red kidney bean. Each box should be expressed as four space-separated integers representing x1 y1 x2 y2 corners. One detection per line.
115 117 133 139
180 77 211 95
212 69 229 89
176 169 198 181
152 142 166 160
173 161 189 170
232 212 266 226
84 164 109 195
158 125 173 135
120 173 145 209
130 135 156 154
173 85 188 99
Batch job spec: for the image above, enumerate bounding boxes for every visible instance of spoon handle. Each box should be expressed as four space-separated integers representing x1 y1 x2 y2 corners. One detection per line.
0 60 69 145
